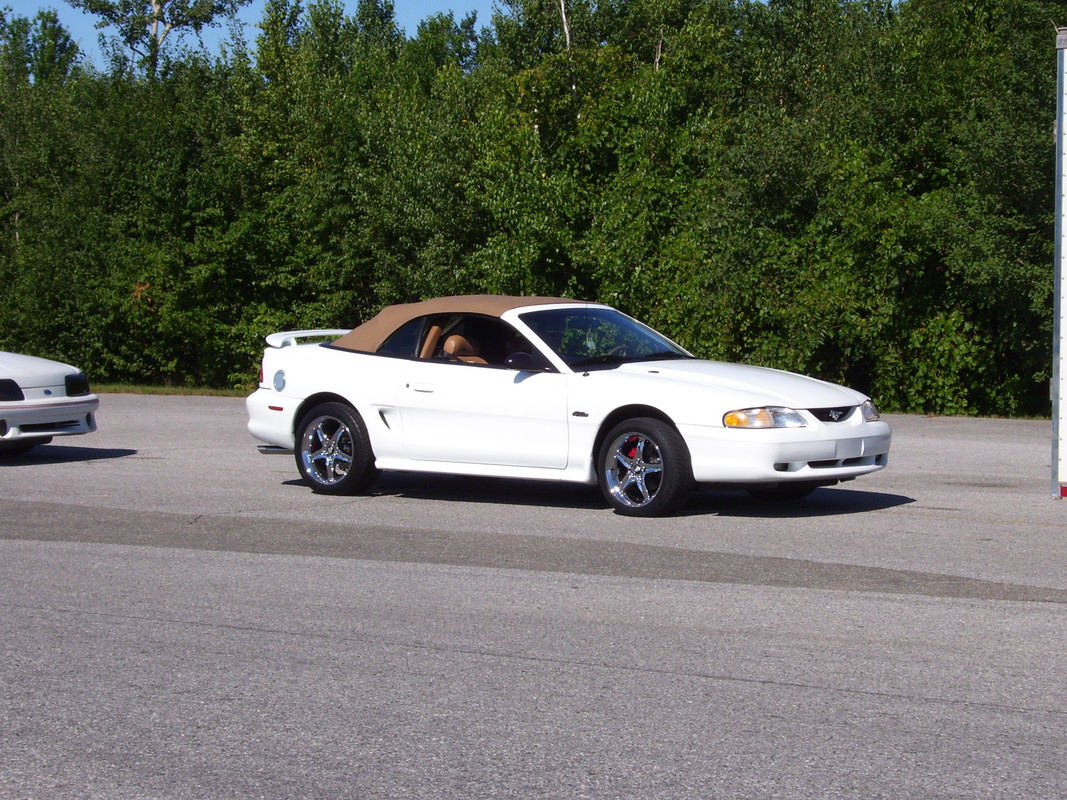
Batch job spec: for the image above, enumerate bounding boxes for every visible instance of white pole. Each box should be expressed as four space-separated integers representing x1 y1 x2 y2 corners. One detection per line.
1054 29 1067 498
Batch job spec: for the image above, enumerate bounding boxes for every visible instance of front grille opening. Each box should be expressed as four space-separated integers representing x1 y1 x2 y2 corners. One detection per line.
809 455 880 470
809 406 855 423
21 420 81 433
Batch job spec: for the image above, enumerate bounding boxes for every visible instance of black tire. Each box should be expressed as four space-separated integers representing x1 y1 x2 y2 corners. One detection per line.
747 485 817 504
294 402 379 495
598 417 693 516
0 437 51 456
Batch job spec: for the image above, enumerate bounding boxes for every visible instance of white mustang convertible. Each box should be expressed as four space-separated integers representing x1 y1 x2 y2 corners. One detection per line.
246 296 891 516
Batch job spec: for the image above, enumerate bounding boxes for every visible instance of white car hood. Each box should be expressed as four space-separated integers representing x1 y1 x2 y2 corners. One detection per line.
611 359 868 408
0 351 79 388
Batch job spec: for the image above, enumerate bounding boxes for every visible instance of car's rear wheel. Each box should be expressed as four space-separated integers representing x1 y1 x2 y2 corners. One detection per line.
598 418 692 516
295 402 379 495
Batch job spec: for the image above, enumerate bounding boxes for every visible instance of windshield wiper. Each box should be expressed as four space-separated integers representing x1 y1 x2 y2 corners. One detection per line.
636 351 692 362
570 350 691 370
569 354 630 369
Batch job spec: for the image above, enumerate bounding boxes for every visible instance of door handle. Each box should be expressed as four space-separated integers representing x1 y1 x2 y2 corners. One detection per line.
410 383 435 393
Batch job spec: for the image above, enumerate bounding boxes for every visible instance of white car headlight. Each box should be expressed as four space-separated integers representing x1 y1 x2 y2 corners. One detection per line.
860 400 881 422
723 407 807 429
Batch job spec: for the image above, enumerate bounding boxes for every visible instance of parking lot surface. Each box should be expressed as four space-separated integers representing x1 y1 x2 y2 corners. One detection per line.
1 395 1064 799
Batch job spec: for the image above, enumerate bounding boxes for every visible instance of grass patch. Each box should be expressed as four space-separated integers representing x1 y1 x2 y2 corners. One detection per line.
94 383 251 397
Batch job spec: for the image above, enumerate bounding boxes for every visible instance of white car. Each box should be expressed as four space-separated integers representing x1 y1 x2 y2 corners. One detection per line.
0 351 99 455
247 296 891 516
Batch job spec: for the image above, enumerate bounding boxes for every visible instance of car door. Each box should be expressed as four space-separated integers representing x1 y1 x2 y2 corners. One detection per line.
396 348 569 469
392 315 571 473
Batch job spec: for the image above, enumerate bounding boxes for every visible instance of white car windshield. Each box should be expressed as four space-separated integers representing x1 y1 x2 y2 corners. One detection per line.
520 307 691 370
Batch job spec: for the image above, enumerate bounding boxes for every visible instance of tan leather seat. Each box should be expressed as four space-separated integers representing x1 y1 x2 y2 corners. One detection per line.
442 334 487 364
419 324 444 359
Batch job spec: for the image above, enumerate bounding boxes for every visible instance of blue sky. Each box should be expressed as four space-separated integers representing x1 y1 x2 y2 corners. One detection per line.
16 1 500 66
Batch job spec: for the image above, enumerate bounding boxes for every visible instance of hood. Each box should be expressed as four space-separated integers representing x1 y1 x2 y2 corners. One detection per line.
0 351 80 388
612 359 868 409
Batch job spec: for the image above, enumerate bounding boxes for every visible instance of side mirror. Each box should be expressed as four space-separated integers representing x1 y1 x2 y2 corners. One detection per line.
505 351 551 372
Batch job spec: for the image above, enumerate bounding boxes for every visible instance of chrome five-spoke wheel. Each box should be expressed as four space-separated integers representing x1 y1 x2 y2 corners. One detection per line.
598 417 692 516
295 402 378 495
301 414 354 484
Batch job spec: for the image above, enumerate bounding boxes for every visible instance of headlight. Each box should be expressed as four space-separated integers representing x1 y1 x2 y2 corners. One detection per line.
0 379 25 402
860 400 880 422
723 407 806 429
65 373 91 397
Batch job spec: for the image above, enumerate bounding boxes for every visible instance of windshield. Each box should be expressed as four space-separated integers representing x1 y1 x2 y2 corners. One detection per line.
519 307 691 370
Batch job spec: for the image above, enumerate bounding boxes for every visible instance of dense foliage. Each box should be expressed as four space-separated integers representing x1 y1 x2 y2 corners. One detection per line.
0 0 1062 414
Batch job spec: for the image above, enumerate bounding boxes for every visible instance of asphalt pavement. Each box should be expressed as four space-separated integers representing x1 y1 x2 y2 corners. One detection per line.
0 394 1064 799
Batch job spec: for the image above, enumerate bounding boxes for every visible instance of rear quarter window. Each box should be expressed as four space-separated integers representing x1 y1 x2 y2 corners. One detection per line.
376 317 424 358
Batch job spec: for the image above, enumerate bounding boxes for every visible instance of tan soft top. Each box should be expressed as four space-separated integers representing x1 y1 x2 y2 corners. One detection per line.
331 295 586 353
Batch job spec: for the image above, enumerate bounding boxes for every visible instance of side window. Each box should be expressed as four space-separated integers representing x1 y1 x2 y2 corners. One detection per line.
433 315 536 366
377 317 425 358
379 313 543 366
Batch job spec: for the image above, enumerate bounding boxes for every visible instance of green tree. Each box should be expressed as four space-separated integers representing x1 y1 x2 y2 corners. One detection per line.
65 0 254 74
1 8 80 83
0 0 1060 410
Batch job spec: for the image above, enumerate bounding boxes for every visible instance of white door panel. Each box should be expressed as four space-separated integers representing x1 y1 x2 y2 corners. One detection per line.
398 363 568 468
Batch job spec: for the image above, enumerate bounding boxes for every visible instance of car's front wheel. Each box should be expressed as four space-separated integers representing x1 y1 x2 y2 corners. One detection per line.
598 418 692 516
295 402 379 495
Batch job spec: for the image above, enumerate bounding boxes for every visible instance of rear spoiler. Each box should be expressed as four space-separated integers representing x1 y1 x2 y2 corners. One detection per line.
264 329 352 348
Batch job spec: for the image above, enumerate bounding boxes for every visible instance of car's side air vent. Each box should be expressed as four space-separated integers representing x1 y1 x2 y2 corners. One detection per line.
809 406 855 423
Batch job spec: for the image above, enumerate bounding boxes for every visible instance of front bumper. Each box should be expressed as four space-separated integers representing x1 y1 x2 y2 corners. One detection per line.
679 418 892 486
0 395 99 440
